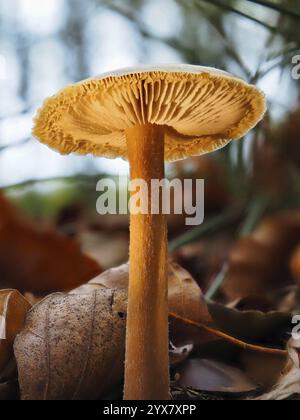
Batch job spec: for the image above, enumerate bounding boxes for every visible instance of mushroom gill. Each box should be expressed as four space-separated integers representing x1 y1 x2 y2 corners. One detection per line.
33 71 265 161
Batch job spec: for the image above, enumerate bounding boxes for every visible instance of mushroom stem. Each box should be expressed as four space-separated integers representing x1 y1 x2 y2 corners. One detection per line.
124 124 170 400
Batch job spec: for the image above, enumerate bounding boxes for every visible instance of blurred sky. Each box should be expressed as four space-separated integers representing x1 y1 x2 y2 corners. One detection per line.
0 0 298 187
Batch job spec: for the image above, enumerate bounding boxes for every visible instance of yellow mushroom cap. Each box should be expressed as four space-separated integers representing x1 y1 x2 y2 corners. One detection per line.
33 64 266 161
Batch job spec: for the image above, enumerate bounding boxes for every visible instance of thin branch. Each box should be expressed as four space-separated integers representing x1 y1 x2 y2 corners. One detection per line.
251 45 300 82
245 0 300 20
192 1 252 79
102 1 196 59
0 107 35 120
196 0 277 32
169 313 288 356
0 138 32 153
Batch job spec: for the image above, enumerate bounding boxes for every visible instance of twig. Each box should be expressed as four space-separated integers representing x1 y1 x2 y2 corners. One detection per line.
192 1 252 79
0 138 32 153
169 312 288 356
251 46 300 82
102 1 198 62
245 0 300 20
195 0 277 32
0 107 34 120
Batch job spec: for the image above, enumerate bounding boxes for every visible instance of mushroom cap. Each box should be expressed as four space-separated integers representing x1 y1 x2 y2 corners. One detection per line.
33 64 266 161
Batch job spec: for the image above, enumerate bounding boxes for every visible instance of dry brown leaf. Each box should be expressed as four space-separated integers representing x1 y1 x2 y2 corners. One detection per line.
14 289 127 400
0 290 31 372
252 337 300 400
222 212 300 300
73 261 212 327
288 337 300 369
174 358 257 394
15 262 293 400
254 364 300 400
14 263 212 400
0 194 101 294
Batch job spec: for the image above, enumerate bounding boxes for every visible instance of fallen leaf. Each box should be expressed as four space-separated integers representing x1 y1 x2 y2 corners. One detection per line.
208 303 291 348
222 212 300 300
0 194 101 293
276 287 300 314
14 263 212 400
254 364 300 400
14 289 127 400
0 290 31 373
73 261 213 332
175 303 291 388
14 263 292 400
174 358 257 395
287 337 300 369
177 290 293 399
228 295 275 313
252 320 300 400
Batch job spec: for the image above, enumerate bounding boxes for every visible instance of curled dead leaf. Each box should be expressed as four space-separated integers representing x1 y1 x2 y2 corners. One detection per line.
0 290 31 373
14 289 127 400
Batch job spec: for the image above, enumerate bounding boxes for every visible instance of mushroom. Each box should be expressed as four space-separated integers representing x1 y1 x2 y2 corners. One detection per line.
33 64 266 400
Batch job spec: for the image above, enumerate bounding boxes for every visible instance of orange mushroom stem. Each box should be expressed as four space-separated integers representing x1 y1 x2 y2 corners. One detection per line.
125 124 169 400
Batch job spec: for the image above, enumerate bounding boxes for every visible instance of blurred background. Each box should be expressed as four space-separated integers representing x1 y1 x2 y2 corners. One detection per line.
1 0 300 297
